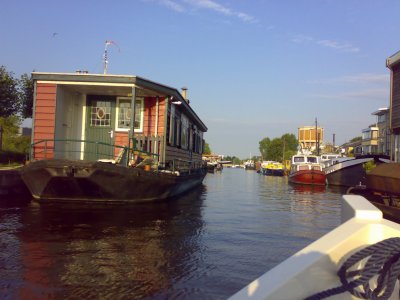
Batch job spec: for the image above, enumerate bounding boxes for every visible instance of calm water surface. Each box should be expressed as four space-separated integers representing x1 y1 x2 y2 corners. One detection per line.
0 168 345 299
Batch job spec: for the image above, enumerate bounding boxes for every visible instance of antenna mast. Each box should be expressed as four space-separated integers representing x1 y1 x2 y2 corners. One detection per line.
103 40 120 74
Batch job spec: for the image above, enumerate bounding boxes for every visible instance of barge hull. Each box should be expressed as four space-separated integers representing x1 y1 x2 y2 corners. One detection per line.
20 160 206 203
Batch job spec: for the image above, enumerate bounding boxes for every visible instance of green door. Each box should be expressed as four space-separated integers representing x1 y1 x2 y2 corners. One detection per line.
85 95 116 161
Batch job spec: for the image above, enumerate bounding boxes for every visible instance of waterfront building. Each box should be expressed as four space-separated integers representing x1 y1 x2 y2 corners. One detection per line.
371 107 390 155
387 50 400 161
340 140 362 156
361 125 379 154
298 126 324 153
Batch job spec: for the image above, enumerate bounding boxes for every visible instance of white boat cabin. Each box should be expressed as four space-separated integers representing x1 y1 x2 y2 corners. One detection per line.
290 155 323 172
320 154 345 167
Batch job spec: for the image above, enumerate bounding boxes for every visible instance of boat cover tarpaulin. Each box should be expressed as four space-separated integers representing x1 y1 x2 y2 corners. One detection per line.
366 163 400 195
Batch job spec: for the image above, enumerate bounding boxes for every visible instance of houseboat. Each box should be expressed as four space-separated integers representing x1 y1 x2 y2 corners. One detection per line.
20 72 208 203
288 155 326 185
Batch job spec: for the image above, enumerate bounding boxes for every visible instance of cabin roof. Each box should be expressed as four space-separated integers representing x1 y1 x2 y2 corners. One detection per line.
371 107 389 116
32 72 207 132
387 50 400 69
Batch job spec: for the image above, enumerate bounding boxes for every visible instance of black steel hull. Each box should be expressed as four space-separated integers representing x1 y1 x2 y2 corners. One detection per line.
20 160 207 203
324 158 373 187
264 168 285 176
325 163 366 187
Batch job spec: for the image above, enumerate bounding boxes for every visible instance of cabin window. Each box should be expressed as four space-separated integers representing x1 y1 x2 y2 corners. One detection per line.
181 115 189 149
199 132 203 153
173 110 181 147
168 105 175 145
115 97 144 132
307 157 317 163
90 101 112 127
294 157 304 162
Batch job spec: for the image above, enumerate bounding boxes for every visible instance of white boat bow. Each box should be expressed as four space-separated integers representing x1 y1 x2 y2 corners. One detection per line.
229 195 400 300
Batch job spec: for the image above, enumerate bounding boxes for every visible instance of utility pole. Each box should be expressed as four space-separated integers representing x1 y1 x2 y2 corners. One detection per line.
315 118 319 155
333 133 336 151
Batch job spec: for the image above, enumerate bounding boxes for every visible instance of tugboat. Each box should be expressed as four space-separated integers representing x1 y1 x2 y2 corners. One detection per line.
288 154 326 185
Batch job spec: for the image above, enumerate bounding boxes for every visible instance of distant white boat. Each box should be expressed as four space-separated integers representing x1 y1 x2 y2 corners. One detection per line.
229 195 400 300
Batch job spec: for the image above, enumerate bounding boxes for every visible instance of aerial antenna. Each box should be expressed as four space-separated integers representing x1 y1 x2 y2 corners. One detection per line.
103 40 120 74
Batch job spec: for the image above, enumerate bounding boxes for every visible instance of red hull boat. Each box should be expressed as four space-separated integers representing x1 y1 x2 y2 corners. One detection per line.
289 154 326 186
289 169 326 185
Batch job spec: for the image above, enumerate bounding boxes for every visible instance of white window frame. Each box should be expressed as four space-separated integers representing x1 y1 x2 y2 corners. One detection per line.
115 97 144 132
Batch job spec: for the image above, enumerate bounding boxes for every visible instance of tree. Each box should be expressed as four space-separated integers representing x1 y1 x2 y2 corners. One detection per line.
225 155 241 164
0 66 20 117
0 116 30 153
19 73 34 118
350 136 362 143
259 133 298 162
259 137 271 160
203 142 211 155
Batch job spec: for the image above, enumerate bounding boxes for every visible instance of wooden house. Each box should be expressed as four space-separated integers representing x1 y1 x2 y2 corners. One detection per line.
30 72 207 168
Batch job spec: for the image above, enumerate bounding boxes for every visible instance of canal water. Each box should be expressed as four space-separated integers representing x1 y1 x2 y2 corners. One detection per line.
0 168 345 299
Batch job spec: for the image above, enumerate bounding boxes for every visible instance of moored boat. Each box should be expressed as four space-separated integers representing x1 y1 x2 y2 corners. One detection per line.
324 155 391 187
288 154 326 185
323 156 371 187
261 161 285 176
244 160 256 170
229 195 400 300
21 71 208 203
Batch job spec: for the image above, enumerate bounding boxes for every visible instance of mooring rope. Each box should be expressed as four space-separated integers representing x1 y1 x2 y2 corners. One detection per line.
304 237 400 300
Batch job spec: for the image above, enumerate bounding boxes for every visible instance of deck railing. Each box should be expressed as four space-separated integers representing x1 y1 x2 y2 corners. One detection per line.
30 137 163 166
30 135 206 173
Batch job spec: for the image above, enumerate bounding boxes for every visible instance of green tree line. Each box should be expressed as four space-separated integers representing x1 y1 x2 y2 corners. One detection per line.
259 133 298 162
0 66 34 160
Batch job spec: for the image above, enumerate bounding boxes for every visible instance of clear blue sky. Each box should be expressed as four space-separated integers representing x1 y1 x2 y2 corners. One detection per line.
2 0 399 158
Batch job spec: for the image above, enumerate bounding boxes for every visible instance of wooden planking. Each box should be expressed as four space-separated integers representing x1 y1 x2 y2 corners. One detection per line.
114 132 129 147
143 97 165 136
33 83 57 159
165 146 202 162
34 119 56 127
392 67 400 132
36 85 57 94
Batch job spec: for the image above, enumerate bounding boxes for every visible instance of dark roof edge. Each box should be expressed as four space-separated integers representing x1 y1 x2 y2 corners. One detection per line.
387 50 400 69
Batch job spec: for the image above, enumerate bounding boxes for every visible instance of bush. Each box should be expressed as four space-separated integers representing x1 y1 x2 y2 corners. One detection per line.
0 150 26 164
363 160 376 172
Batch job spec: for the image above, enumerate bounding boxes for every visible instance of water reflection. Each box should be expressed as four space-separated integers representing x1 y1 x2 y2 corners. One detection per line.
1 186 207 299
289 182 326 194
0 169 344 299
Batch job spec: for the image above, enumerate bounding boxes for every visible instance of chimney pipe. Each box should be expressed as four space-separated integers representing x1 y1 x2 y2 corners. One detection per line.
181 87 187 100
